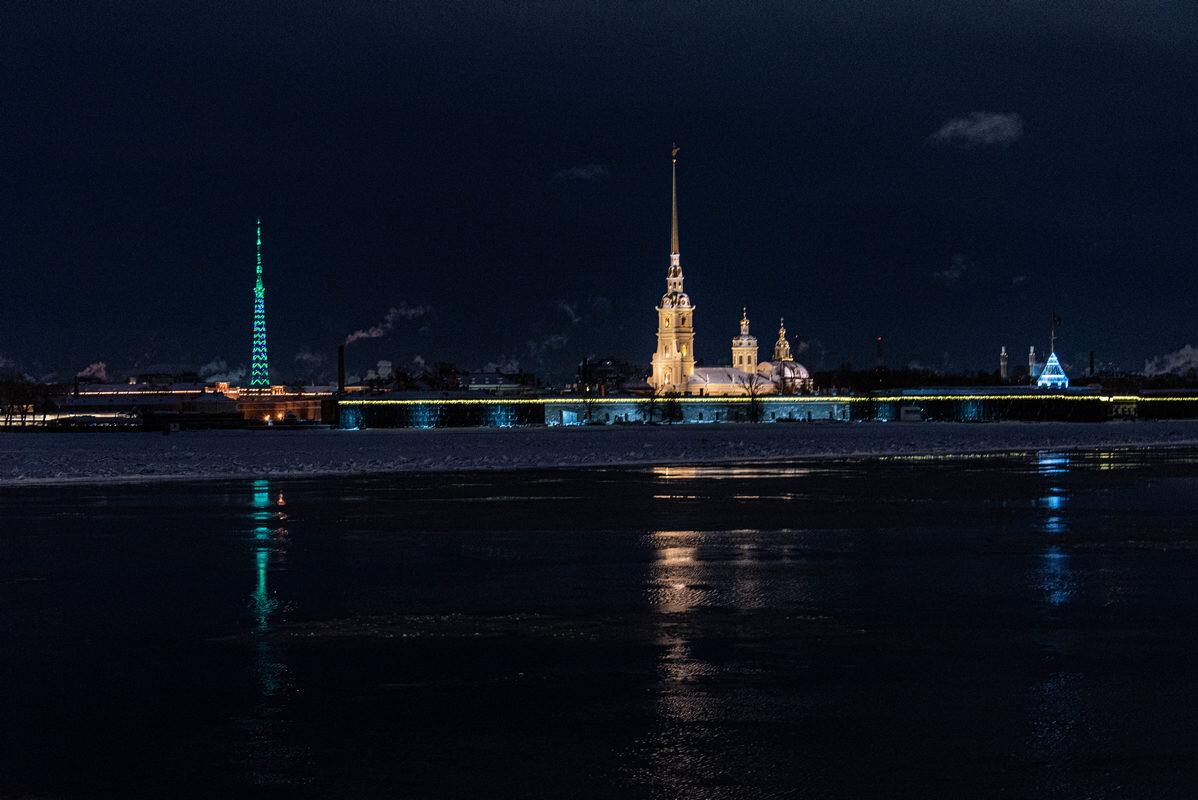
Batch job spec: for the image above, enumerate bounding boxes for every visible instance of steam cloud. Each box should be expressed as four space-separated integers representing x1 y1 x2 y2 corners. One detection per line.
482 357 522 374
929 112 1024 148
345 302 433 346
198 359 246 384
365 360 394 381
1144 345 1198 376
77 362 108 382
293 347 326 366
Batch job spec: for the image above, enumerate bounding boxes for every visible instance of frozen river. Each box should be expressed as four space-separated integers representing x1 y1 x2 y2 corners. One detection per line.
4 447 1198 797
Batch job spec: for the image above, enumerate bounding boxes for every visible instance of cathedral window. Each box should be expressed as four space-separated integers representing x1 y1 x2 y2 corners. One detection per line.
664 318 670 328
681 345 687 356
681 316 687 326
665 345 670 356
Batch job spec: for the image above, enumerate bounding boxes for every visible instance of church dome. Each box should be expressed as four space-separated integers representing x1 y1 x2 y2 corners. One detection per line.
780 360 810 380
663 292 689 307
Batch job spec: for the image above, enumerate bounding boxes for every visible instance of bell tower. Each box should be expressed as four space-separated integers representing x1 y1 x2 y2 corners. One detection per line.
731 307 758 372
650 146 696 390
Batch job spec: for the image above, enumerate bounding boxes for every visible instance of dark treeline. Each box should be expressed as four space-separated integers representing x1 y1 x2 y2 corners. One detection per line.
814 366 1006 393
0 374 54 427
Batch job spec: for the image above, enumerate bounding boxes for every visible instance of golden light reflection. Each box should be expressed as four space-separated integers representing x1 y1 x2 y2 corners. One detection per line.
650 539 701 615
652 465 812 481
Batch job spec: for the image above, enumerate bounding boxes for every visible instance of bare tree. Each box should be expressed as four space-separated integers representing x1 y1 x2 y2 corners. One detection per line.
661 391 683 424
639 387 661 424
737 370 769 423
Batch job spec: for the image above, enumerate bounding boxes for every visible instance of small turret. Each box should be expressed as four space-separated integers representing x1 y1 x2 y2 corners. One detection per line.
773 318 792 362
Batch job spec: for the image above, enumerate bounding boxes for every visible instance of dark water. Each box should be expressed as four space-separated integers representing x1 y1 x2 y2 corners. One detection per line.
4 449 1198 798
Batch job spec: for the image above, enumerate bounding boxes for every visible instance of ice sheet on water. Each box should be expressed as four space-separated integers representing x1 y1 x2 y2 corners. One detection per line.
2 422 1198 486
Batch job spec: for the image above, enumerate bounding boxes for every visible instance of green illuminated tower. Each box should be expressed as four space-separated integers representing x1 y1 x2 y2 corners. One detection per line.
250 219 270 387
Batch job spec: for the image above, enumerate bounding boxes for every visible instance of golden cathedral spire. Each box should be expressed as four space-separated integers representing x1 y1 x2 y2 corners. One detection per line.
651 143 695 391
671 144 680 257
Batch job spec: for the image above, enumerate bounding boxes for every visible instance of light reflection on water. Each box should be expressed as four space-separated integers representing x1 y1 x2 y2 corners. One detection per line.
1028 453 1082 768
650 465 814 481
238 479 304 785
1034 452 1073 595
638 526 813 791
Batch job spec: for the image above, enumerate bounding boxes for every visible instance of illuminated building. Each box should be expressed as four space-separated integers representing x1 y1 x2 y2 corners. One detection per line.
647 148 811 396
1035 322 1069 389
649 146 696 390
1037 352 1069 389
249 219 269 388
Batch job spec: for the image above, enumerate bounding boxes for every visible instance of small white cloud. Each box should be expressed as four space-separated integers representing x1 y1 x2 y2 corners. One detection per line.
411 354 427 372
551 163 611 183
929 112 1024 149
933 254 972 285
1144 345 1198 376
1012 274 1028 285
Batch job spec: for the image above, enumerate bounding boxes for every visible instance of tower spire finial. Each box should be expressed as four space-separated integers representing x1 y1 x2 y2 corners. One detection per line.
671 144 680 256
255 218 263 285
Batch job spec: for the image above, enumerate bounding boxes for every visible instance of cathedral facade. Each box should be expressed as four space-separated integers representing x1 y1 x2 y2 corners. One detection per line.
648 149 813 397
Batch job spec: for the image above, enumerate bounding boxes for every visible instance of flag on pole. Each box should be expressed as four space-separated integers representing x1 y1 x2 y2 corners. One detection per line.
1052 312 1062 327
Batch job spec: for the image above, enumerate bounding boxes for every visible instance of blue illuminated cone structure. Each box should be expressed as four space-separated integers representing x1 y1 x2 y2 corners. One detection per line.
1036 313 1068 388
1036 352 1068 388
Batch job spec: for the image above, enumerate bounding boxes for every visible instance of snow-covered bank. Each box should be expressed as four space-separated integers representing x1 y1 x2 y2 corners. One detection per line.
3 421 1198 487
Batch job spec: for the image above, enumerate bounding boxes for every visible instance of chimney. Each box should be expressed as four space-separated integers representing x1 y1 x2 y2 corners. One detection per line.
337 345 346 394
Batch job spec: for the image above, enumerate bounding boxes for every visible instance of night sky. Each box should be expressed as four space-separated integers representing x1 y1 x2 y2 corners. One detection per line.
3 1 1196 384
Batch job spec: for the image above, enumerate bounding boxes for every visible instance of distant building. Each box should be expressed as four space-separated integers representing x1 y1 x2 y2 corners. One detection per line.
463 373 527 394
1037 352 1069 389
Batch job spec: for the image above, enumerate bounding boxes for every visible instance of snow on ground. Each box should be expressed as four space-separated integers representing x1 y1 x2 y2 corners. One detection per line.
3 421 1198 487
